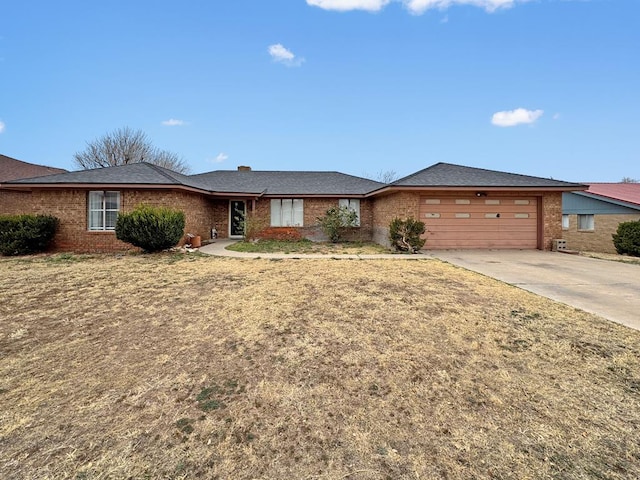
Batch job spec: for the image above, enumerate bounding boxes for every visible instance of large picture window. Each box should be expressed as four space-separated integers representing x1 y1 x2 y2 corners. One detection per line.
339 198 361 226
270 199 304 227
88 191 120 231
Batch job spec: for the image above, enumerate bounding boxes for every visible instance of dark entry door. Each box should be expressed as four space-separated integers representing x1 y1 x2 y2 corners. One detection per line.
230 200 246 237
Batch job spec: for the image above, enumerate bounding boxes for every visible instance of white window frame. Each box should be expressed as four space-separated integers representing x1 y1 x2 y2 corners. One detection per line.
88 191 120 231
338 198 361 227
577 214 594 231
270 199 304 227
562 214 570 230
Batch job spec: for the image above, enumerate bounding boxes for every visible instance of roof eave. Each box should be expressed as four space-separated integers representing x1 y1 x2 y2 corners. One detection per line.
367 185 588 196
0 183 211 195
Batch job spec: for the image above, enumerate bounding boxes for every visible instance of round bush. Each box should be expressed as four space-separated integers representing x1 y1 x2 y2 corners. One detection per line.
612 220 640 257
116 205 186 252
0 214 59 256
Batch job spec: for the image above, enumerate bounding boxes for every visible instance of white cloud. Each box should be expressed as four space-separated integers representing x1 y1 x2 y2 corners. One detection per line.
0 120 5 133
491 108 544 127
403 0 522 14
268 44 304 67
307 0 525 14
162 118 185 126
212 152 228 163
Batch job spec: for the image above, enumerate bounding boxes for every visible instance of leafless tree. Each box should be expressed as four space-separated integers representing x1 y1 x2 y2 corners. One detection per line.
362 169 399 184
621 177 639 183
73 127 190 173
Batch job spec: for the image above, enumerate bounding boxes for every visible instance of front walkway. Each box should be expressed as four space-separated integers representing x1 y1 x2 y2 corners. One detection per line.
198 239 425 260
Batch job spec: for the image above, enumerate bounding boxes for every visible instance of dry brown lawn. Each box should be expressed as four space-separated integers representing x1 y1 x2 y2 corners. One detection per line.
1 252 639 479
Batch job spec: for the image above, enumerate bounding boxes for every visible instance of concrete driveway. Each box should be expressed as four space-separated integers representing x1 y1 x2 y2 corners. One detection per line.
428 250 640 331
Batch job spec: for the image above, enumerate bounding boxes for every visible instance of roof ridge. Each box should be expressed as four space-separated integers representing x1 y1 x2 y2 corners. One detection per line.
143 162 184 185
391 162 444 185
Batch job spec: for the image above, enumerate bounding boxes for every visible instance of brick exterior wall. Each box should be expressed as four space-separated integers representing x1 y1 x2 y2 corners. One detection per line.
0 190 32 215
0 188 223 253
563 213 640 253
249 197 374 242
542 192 563 251
371 191 422 247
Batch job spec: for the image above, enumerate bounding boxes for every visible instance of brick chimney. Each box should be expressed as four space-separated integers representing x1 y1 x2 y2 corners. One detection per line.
237 166 251 171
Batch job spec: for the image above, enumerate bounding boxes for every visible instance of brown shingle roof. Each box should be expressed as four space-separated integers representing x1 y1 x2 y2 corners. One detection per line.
0 154 67 182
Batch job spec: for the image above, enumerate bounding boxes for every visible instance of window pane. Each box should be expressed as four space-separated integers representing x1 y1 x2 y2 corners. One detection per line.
350 199 360 226
89 191 103 210
105 191 120 210
105 211 118 230
89 211 103 230
270 199 282 227
292 199 303 226
562 215 569 229
281 199 293 226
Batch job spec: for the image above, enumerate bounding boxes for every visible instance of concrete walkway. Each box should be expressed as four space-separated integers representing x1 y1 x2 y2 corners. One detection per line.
429 250 640 331
199 240 427 260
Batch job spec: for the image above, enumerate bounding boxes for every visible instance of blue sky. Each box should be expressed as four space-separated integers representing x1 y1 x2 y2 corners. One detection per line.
1 0 638 182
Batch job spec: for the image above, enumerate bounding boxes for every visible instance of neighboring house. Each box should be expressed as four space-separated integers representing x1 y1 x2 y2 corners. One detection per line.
0 154 67 181
563 183 640 253
0 161 585 253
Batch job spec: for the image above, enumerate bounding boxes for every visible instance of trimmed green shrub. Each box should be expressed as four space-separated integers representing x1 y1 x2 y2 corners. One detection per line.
116 205 185 252
612 219 640 257
389 217 426 253
317 205 359 243
0 214 59 256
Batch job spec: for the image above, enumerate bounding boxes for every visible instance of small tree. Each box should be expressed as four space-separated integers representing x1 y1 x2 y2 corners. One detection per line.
242 211 269 242
612 220 640 257
116 205 185 252
0 214 59 256
317 205 359 243
389 217 426 253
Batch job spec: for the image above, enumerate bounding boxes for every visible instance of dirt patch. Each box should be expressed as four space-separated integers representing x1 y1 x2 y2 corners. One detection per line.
1 253 639 479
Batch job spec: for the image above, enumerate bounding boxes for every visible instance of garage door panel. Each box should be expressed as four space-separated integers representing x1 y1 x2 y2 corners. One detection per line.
420 196 538 249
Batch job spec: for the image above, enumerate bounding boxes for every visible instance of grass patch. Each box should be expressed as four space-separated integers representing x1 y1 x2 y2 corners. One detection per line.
1 254 639 479
226 239 391 254
581 251 640 265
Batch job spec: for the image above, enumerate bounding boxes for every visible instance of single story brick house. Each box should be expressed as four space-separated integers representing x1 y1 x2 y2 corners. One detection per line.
0 161 585 252
563 183 640 253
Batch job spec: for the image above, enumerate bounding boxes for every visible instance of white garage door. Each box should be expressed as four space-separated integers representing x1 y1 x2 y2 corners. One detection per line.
419 196 539 249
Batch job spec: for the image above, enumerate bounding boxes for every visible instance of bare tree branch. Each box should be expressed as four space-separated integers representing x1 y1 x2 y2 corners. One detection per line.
361 169 399 184
73 127 190 173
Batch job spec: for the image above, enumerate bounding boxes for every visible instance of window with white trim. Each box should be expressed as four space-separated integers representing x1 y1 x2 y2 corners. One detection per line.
88 191 120 231
270 199 304 227
577 214 594 231
562 214 570 230
338 198 360 226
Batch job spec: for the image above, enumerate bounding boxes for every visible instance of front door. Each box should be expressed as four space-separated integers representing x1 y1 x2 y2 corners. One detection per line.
230 200 246 238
